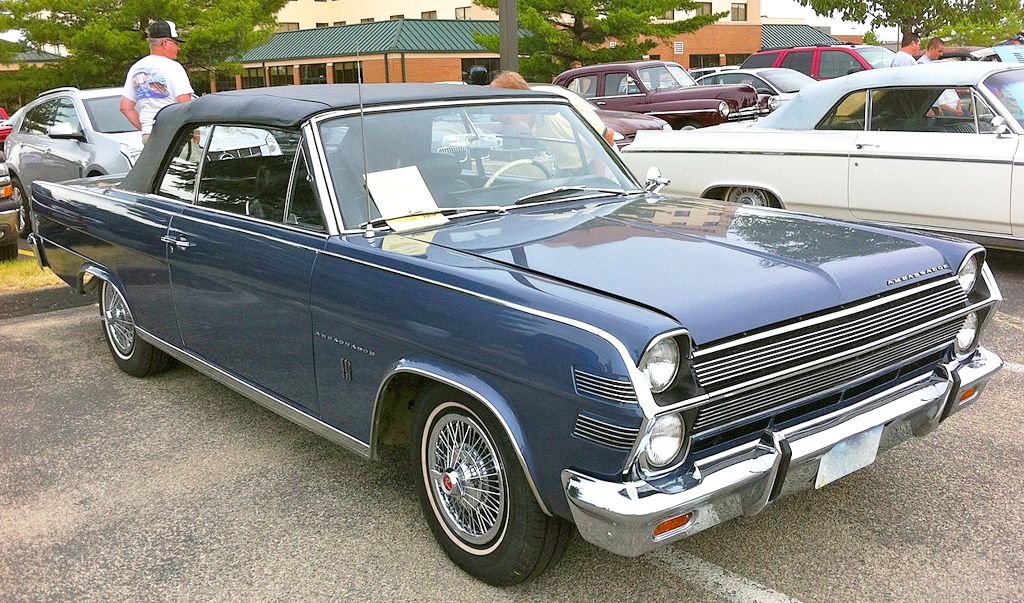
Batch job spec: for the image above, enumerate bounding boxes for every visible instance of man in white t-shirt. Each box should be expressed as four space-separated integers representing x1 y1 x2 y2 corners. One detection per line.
120 20 194 144
891 33 920 67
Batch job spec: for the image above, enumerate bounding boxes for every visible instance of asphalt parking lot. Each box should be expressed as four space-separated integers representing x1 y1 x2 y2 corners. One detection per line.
1 251 1022 603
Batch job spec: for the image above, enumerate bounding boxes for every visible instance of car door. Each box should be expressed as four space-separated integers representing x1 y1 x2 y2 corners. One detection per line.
593 71 646 112
779 50 815 78
849 87 1015 234
166 124 328 413
10 99 59 187
817 50 865 80
42 97 92 183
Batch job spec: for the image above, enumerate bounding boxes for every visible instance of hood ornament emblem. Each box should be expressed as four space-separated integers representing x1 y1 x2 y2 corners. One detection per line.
886 264 949 286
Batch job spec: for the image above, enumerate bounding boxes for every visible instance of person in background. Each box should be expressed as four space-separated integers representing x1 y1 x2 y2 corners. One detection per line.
891 33 921 67
569 61 583 69
121 20 194 145
917 37 945 63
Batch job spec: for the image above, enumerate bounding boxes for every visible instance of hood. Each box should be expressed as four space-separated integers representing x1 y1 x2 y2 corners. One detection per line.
93 129 144 150
410 196 966 344
651 84 758 108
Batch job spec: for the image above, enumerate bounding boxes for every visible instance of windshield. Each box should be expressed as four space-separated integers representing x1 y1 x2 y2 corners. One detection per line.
638 64 696 90
319 103 638 228
983 70 1024 122
760 69 816 93
83 96 137 133
854 47 896 69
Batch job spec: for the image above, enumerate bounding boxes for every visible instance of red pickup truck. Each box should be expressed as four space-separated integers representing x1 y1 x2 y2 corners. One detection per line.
553 61 761 129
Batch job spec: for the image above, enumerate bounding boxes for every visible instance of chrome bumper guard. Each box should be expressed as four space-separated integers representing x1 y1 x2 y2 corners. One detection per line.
561 346 1002 557
727 107 761 121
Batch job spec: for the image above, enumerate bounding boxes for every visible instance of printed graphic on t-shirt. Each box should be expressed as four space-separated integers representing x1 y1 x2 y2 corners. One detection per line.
132 70 171 100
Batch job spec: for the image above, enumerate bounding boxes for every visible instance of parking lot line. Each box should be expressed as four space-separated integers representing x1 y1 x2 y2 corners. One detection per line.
1004 362 1024 374
647 548 804 603
18 249 34 257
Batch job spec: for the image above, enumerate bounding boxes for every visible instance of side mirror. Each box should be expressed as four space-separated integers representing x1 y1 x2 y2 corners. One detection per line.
645 166 669 193
48 122 86 141
991 115 1010 137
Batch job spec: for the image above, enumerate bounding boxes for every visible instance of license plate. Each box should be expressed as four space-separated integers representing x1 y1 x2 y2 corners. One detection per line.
815 426 884 489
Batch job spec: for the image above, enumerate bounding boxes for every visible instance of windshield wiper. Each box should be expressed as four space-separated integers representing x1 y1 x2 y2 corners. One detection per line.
358 206 507 230
515 186 638 205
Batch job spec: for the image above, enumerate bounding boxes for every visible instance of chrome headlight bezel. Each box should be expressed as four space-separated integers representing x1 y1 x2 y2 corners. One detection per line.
643 412 686 469
957 253 980 294
767 96 780 112
718 101 730 117
954 311 980 356
638 336 680 394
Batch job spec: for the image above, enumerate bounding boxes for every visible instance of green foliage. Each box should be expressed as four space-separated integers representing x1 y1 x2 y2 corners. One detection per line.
471 0 725 81
934 1 1024 45
0 0 287 98
862 30 881 46
794 0 1015 38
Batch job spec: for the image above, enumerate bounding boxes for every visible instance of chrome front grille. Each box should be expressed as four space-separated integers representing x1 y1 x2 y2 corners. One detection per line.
573 369 638 404
691 277 967 433
573 414 640 450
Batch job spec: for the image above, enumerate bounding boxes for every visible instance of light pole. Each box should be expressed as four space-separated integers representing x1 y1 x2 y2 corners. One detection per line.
499 0 518 72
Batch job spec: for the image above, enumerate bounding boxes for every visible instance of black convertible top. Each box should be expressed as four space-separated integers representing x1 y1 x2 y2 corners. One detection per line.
122 84 553 193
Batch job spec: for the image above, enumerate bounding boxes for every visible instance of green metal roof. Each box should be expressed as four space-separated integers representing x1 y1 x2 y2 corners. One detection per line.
14 48 62 62
243 19 525 63
761 24 842 50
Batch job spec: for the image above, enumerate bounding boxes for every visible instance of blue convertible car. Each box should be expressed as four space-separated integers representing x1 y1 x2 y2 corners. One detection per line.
28 85 1002 584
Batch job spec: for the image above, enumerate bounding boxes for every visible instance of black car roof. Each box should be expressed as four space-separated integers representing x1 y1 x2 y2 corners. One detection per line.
122 83 553 193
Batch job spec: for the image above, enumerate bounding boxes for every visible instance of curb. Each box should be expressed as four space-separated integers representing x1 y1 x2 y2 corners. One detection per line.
0 286 96 320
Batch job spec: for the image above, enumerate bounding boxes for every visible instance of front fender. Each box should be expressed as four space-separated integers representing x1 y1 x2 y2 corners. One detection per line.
371 355 551 515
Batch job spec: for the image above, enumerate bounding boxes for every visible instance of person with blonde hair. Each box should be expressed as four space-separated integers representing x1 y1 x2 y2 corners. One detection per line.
490 70 530 90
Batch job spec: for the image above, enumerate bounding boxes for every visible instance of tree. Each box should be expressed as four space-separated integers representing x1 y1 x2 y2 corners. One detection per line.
0 0 288 94
935 1 1024 45
794 0 1014 39
471 0 726 81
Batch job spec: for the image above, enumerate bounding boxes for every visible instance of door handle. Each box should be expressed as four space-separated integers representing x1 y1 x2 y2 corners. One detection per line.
595 101 606 106
855 143 880 149
161 235 195 250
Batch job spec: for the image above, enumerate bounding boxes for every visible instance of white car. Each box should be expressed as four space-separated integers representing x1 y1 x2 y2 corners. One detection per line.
695 68 815 108
622 62 1024 251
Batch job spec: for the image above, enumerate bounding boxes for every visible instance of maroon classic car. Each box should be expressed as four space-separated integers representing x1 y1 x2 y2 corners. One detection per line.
553 61 761 129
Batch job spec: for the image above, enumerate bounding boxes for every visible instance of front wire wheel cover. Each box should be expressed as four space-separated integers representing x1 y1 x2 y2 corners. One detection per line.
726 186 772 207
424 404 508 551
102 282 136 360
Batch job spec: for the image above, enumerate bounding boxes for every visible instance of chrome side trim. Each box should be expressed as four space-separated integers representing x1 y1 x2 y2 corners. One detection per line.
302 120 344 235
171 211 327 250
625 149 1017 166
137 326 372 458
370 365 551 515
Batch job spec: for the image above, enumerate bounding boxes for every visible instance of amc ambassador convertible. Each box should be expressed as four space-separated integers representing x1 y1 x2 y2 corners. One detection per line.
622 62 1024 251
28 84 1003 585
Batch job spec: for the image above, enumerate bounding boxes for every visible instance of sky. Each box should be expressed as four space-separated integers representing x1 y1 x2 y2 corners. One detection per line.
761 0 900 41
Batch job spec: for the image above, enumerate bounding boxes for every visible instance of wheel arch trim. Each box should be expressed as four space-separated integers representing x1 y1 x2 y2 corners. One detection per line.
371 359 551 516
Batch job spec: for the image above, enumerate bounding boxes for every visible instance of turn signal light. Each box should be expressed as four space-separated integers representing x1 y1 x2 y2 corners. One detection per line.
654 512 692 537
2 186 10 197
604 128 616 146
959 388 977 402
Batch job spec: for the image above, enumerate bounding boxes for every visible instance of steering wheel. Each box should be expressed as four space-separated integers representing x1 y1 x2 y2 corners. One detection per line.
483 158 552 188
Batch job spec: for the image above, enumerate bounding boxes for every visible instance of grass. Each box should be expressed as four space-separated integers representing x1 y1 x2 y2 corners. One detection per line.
0 255 67 294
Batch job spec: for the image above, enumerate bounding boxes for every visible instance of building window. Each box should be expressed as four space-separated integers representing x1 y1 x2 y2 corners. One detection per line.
455 7 469 19
421 11 437 18
725 53 749 65
695 2 713 16
276 22 299 32
334 21 346 25
730 3 747 21
315 22 328 27
461 58 500 82
689 54 720 68
649 54 661 60
333 60 363 83
390 14 404 19
242 67 265 88
361 17 374 22
214 71 237 92
299 63 327 85
268 65 294 86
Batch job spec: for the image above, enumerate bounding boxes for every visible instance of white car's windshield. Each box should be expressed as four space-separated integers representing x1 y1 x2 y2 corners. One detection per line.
319 103 639 228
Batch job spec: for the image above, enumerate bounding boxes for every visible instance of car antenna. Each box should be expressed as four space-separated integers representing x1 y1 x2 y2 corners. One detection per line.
356 34 375 239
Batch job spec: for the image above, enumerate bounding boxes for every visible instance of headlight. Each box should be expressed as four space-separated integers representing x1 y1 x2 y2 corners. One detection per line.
957 255 980 294
767 96 780 111
0 163 8 177
612 130 625 141
646 413 684 467
955 312 979 354
120 143 142 167
718 101 730 117
662 123 673 131
639 338 679 394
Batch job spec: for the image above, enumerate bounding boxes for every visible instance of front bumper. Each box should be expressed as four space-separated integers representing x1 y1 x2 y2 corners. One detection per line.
562 347 1002 557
